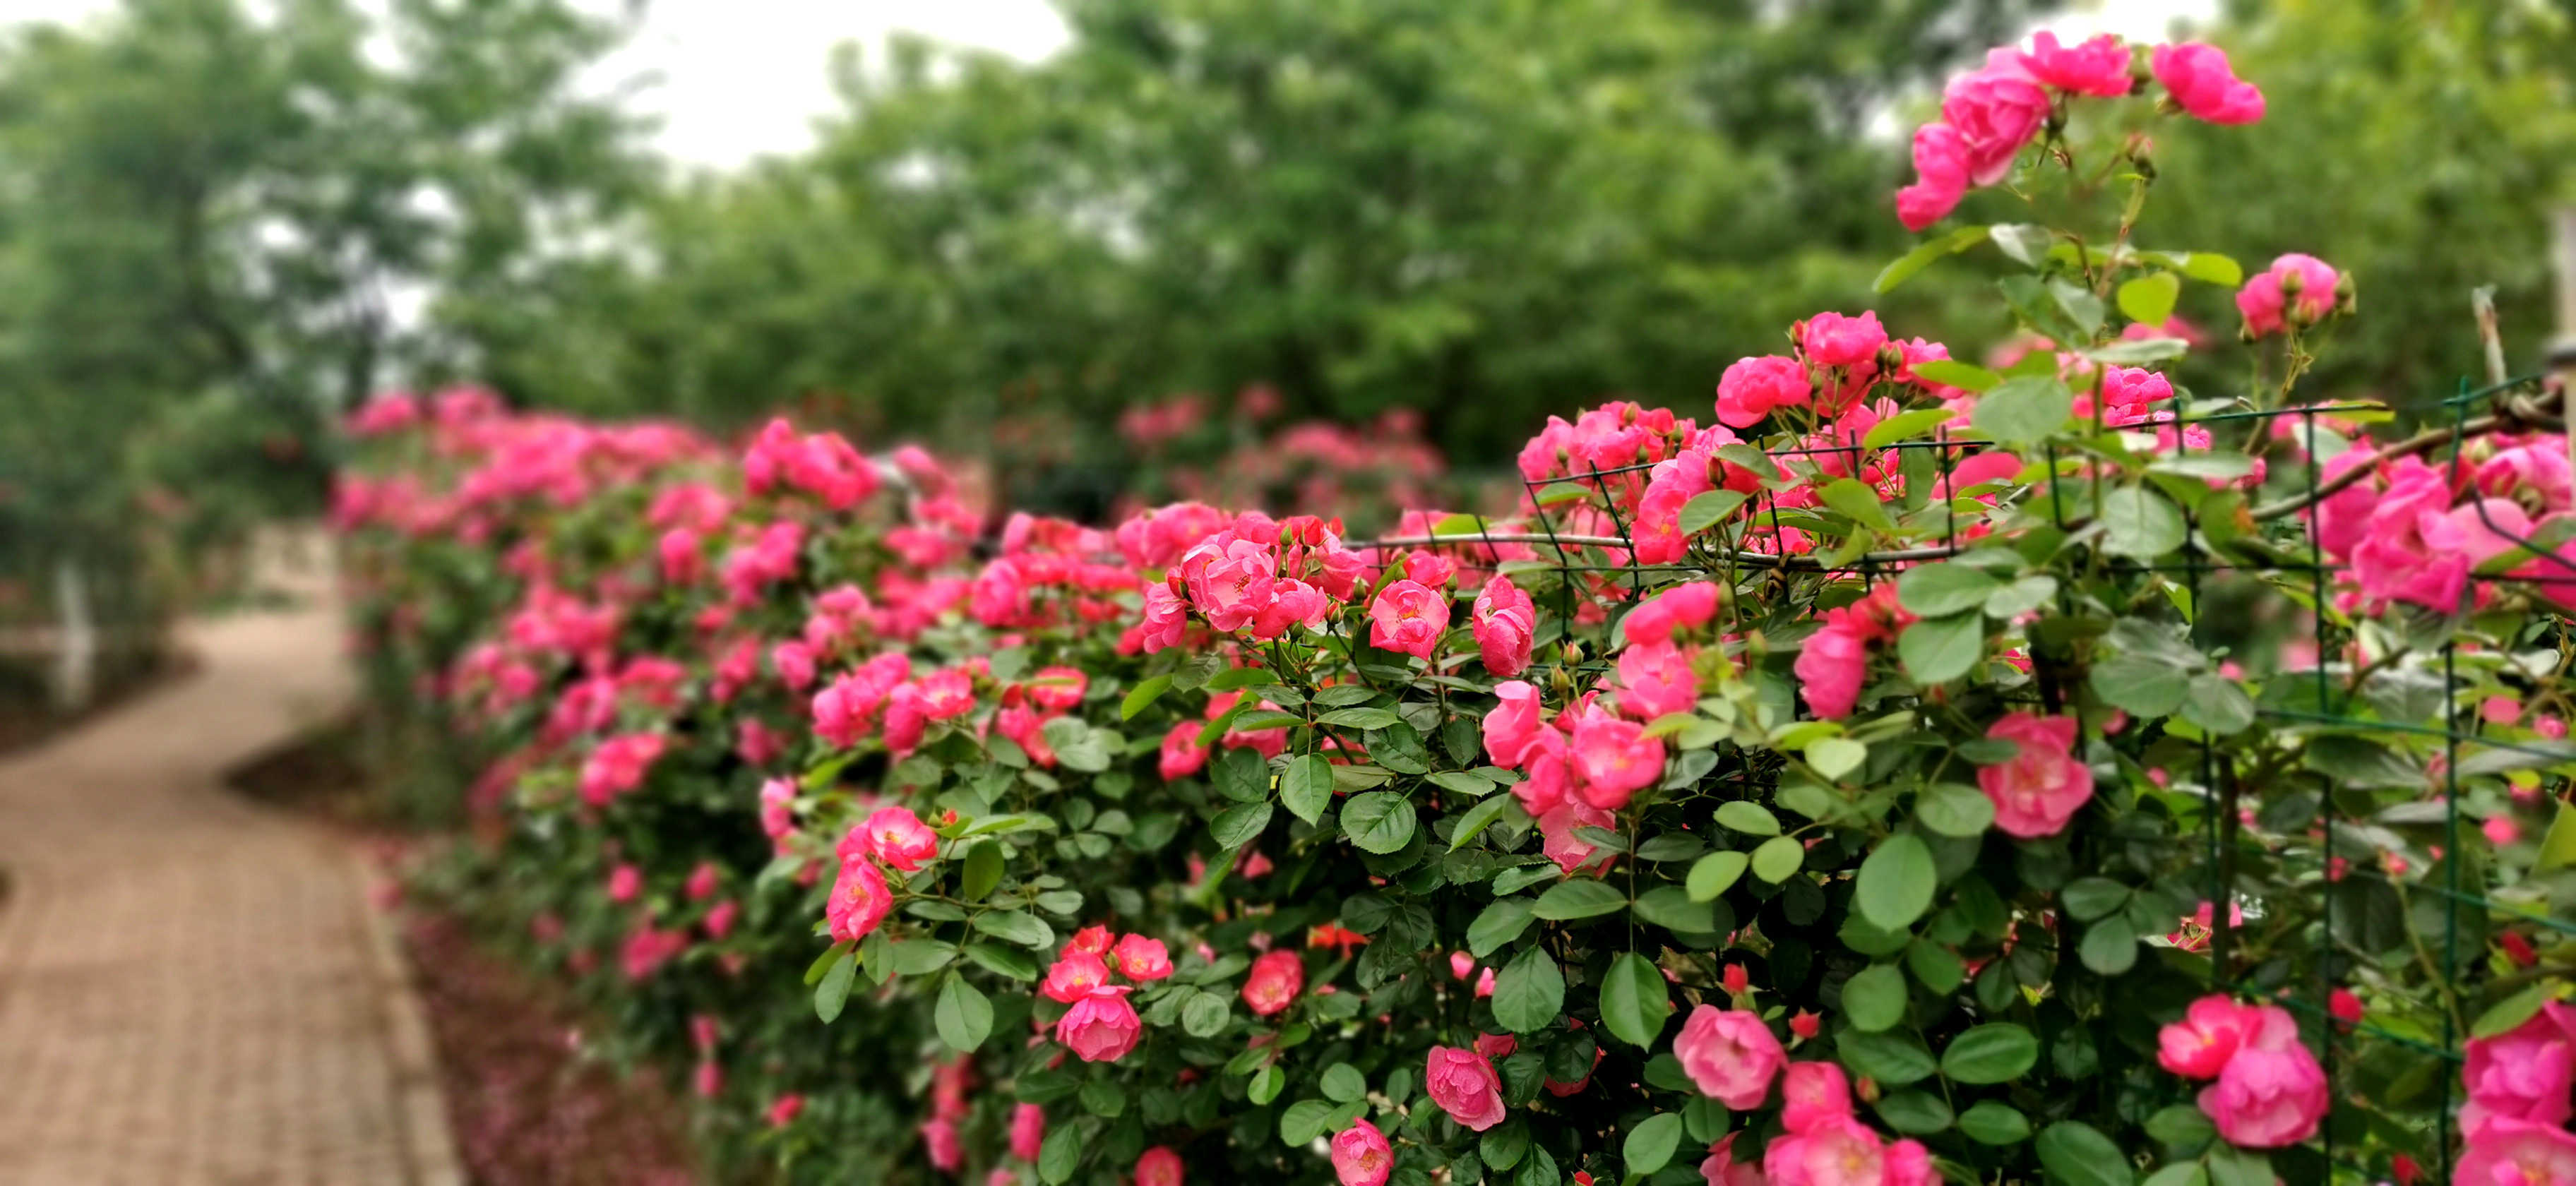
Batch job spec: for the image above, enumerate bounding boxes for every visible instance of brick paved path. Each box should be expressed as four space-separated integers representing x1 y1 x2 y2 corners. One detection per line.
0 537 459 1185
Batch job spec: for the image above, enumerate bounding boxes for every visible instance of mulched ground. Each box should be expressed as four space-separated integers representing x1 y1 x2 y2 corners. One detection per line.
226 718 704 1186
402 913 702 1186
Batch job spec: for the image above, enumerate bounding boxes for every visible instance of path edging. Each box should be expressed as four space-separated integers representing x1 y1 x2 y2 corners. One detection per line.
352 852 467 1186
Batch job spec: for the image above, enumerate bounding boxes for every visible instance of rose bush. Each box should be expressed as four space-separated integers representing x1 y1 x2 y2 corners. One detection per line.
340 32 2576 1186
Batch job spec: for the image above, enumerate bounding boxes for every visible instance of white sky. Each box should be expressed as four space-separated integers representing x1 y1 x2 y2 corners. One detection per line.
8 0 2208 170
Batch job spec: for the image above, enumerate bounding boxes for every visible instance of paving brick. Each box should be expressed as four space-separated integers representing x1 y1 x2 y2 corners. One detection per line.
0 537 453 1185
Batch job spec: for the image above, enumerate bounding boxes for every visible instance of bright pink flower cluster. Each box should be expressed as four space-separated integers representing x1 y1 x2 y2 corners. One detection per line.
1045 925 1168 1062
1761 1059 1934 1185
2156 995 2329 1148
742 417 878 510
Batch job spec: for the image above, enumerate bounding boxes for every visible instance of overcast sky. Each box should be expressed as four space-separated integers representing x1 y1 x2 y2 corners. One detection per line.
11 0 2210 170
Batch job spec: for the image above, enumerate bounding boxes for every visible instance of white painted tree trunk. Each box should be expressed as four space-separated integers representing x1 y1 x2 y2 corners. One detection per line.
52 558 95 712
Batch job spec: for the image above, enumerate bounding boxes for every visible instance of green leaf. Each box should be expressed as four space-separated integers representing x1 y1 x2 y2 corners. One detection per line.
1340 792 1418 853
964 942 1040 981
2178 251 2243 287
1623 1113 1684 1175
1716 800 1782 836
1906 359 2000 393
1481 1119 1531 1170
1898 562 2003 618
1600 951 1673 1047
2205 1144 2272 1186
1038 1124 1084 1185
1181 988 1230 1037
1941 1023 2040 1084
2179 673 2256 735
1820 478 1897 534
1843 964 1909 1032
1318 707 1403 730
972 911 1056 950
1839 1031 1937 1084
1280 753 1334 825
1864 409 1963 450
2035 1121 2134 1186
1213 747 1270 803
1806 737 1867 781
1687 850 1749 901
1248 1065 1284 1106
2118 272 2181 327
1449 793 1523 851
1120 674 1173 721
1900 612 1985 685
1971 376 2073 445
1532 877 1627 920
2471 983 2551 1038
1751 835 1804 882
2537 801 2576 873
1366 722 1434 774
1985 575 2058 618
813 952 857 1023
2100 486 2187 558
2061 877 2131 921
1958 1101 2032 1145
1856 834 1937 931
1875 1090 1955 1134
1320 1063 1366 1103
1678 490 1750 536
1876 224 1991 292
1916 784 1995 837
1211 800 1275 849
935 974 994 1052
2079 916 2140 974
2142 1168 2208 1186
1280 1098 1337 1146
1990 222 2053 267
960 841 1004 901
2081 337 2188 365
1633 885 1715 933
883 938 960 975
1493 946 1566 1033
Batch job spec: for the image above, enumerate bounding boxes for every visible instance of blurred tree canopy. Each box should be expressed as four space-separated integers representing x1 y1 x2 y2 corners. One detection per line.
453 0 2039 467
0 0 651 547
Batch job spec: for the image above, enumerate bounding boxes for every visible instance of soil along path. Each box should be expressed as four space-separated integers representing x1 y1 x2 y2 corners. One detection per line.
0 533 460 1185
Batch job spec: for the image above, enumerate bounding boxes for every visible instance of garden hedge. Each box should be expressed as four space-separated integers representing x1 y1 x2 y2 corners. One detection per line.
338 32 2576 1186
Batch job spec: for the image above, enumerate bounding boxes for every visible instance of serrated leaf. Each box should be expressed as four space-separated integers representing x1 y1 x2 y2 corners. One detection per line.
1493 946 1566 1033
1856 834 1937 931
1678 490 1751 536
1900 612 1985 685
1941 1023 2039 1084
1716 800 1782 836
2118 272 2181 328
1623 1113 1683 1175
2035 1121 2134 1186
1751 835 1804 882
1916 784 1995 837
1844 964 1909 1032
1972 376 2073 445
1876 224 1991 292
935 974 993 1052
1121 674 1173 721
1806 737 1867 781
813 952 857 1022
1211 800 1275 849
2100 486 2186 558
1340 792 1418 853
1532 877 1627 919
1280 753 1333 825
960 841 1003 900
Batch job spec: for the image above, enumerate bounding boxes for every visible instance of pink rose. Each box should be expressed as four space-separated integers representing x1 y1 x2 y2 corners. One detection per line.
1424 1045 1508 1131
1243 950 1305 1017
1159 720 1210 779
1011 1103 1046 1161
1042 950 1114 1003
2236 253 2340 337
1895 124 1969 232
1883 1139 1936 1186
1763 1113 1897 1185
1675 1005 1786 1109
693 1059 722 1099
1517 729 1575 818
1794 618 1870 719
1798 311 1890 369
1570 710 1666 810
2152 42 2265 125
607 863 641 904
825 858 892 942
1700 1133 1763 1186
1368 579 1451 659
1940 50 2049 186
1473 575 1538 676
1483 681 1548 767
1138 583 1191 652
767 1093 804 1128
1779 1061 1854 1134
2458 1117 2576 1186
859 806 940 871
1113 934 1174 981
1539 798 1614 874
703 899 739 940
2462 1001 2576 1135
2020 31 2133 96
1134 1146 1183 1186
1330 1119 1394 1186
1717 355 1813 428
1977 712 2092 838
1056 990 1143 1062
1623 582 1723 645
2158 993 2266 1079
2198 1025 2327 1147
1252 577 1330 640
1615 641 1699 721
919 1118 962 1173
